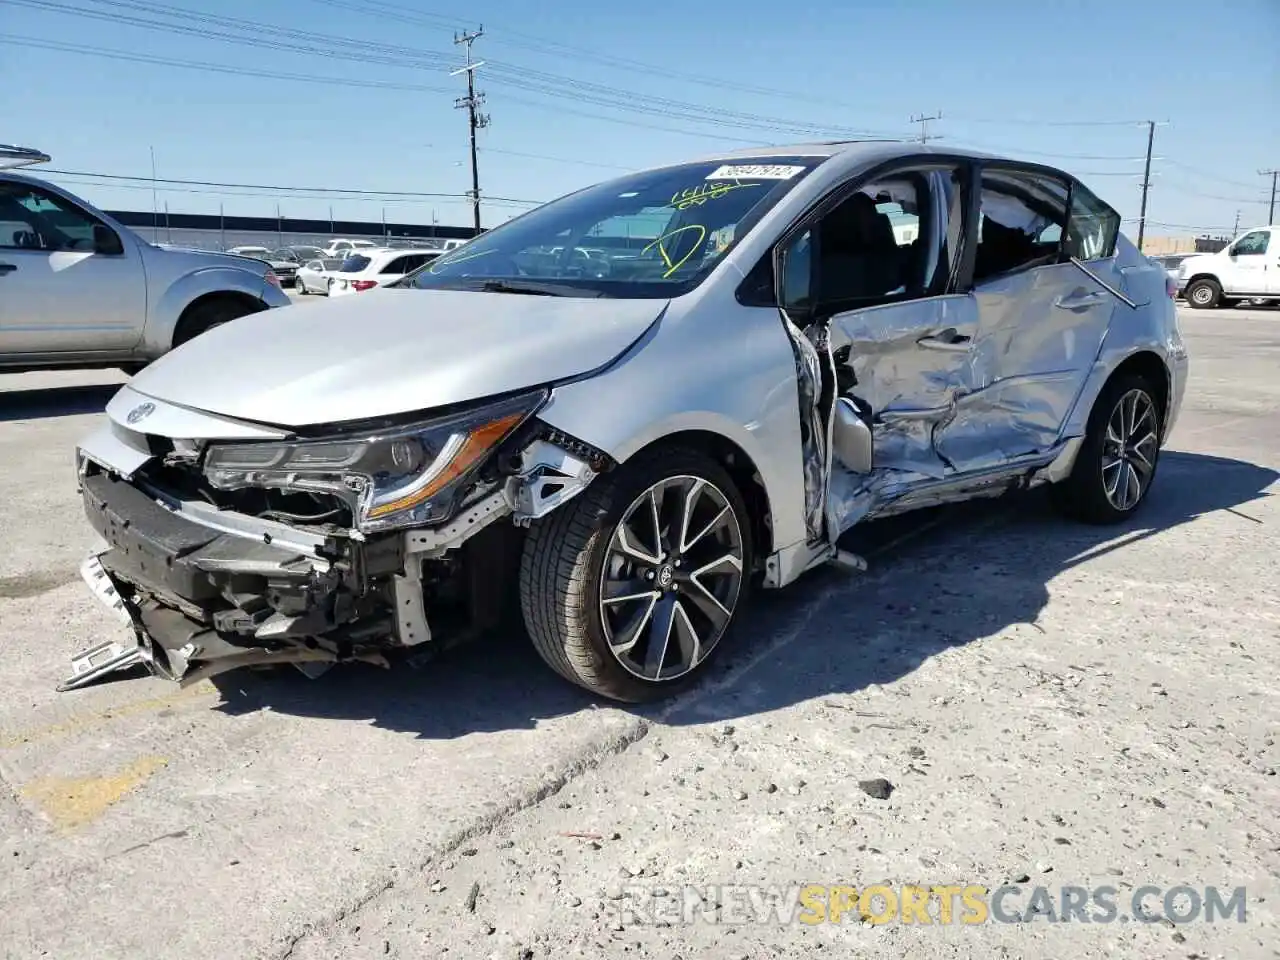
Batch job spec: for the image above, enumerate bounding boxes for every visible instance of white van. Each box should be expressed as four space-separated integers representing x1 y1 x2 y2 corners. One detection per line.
1177 225 1279 307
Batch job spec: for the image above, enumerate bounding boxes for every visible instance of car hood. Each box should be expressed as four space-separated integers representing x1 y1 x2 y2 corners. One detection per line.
128 288 668 428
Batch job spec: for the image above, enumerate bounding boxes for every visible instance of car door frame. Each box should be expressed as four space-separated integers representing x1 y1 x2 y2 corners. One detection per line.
948 158 1124 470
766 151 994 537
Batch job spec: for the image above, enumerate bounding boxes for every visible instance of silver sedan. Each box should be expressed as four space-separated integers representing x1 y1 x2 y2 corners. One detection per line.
70 142 1187 701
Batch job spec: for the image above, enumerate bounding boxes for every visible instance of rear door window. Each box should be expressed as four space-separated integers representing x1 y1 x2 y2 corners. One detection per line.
1064 180 1120 261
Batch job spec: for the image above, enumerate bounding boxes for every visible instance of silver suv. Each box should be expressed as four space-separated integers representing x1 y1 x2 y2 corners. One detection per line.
0 145 291 373
69 142 1188 701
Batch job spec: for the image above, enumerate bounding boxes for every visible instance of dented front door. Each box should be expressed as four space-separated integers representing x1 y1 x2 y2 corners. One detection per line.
828 292 989 479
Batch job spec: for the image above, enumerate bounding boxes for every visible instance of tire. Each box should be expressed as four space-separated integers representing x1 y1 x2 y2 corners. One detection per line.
1185 278 1221 309
296 279 307 295
172 297 263 348
1050 373 1163 524
520 446 753 702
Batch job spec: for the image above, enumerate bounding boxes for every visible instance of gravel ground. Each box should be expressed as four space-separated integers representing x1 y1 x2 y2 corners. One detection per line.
0 306 1276 960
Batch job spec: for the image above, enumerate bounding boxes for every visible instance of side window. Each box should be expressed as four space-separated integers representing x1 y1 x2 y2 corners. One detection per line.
1064 180 1120 261
973 169 1068 282
1231 231 1270 256
779 169 953 316
380 256 410 275
0 183 105 252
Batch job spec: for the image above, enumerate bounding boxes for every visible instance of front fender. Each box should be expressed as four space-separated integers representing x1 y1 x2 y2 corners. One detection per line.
536 295 810 554
142 267 278 355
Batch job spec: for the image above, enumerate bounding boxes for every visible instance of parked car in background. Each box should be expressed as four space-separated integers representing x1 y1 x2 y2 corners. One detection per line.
320 238 380 258
295 256 345 295
327 247 441 296
0 146 291 373
1176 225 1280 307
271 245 326 265
226 245 300 287
68 142 1187 702
1150 252 1196 297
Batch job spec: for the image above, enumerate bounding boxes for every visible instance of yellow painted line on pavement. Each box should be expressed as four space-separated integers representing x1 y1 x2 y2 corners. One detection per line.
20 755 169 830
0 680 219 750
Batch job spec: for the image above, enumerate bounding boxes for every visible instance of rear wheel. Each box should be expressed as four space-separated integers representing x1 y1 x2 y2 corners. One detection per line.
1051 374 1162 524
520 446 751 702
172 297 263 347
1185 278 1221 309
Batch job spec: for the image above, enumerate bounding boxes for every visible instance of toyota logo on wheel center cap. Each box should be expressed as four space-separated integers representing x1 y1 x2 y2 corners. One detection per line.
656 564 674 588
126 402 155 425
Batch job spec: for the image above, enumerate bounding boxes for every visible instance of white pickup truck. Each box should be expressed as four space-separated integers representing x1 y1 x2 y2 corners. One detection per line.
1177 224 1280 308
0 145 292 373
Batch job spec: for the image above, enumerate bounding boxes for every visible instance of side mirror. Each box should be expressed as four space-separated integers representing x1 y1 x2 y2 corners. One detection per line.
93 224 123 256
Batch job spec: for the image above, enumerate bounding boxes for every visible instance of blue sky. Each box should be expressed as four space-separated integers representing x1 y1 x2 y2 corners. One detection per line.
2 0 1277 237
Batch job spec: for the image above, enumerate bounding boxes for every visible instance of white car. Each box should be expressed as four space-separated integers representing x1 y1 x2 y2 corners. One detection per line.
327 248 441 296
320 238 380 258
295 257 345 295
1177 225 1280 307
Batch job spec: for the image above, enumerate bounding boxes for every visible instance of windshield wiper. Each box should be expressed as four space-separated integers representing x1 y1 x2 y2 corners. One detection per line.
476 279 604 298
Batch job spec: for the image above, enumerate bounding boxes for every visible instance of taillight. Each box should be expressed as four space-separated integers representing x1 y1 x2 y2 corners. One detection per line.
265 272 282 289
1166 276 1178 299
352 280 378 292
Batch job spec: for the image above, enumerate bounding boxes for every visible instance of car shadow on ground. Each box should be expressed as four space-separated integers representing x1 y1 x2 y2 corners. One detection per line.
211 451 1277 738
0 383 119 422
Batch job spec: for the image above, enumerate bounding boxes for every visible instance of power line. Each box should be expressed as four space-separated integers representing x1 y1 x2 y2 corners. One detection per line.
6 0 888 140
39 168 543 204
0 34 763 146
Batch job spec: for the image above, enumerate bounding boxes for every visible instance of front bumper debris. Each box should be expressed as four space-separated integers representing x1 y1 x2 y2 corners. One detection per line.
67 469 395 689
65 421 603 691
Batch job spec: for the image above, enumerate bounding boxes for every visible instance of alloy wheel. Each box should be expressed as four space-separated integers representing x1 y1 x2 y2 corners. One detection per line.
599 476 744 682
1101 388 1158 512
1190 284 1214 306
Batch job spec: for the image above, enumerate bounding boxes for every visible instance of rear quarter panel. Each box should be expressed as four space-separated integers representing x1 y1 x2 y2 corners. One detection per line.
1060 235 1188 441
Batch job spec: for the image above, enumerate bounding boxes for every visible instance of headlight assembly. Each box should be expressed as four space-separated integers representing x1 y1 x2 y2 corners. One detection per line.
203 390 545 532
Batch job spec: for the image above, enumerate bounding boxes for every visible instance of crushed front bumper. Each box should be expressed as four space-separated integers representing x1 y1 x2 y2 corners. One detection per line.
67 469 397 689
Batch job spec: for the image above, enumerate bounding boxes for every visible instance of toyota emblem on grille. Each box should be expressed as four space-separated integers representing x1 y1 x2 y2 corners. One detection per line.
126 402 155 425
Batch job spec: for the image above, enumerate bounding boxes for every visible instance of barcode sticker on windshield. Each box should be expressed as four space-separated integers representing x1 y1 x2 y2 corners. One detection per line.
706 164 805 181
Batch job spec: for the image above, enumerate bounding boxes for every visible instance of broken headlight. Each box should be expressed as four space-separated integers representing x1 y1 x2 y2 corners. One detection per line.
202 390 545 532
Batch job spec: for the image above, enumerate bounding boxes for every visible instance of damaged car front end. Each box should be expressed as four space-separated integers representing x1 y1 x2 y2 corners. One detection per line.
67 386 606 690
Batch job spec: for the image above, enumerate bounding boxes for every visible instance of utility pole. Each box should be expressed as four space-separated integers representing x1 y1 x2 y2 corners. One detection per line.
149 145 159 240
1232 209 1241 237
452 27 489 234
909 111 942 144
1260 169 1279 224
1135 120 1158 253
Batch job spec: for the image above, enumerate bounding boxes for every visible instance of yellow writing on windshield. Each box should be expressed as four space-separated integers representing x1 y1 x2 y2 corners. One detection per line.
642 224 707 279
670 181 759 211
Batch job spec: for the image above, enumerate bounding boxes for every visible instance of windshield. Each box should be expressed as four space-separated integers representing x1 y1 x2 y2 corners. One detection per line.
404 157 824 298
340 255 371 272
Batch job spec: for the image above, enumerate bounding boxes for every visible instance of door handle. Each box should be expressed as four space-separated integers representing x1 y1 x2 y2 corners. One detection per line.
1054 290 1109 311
917 327 971 352
0 263 16 275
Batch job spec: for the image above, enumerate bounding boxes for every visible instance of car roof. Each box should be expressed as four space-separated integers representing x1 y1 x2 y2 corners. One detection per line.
681 139 1008 165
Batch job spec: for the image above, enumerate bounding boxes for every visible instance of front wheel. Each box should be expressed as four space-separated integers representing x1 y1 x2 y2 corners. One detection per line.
1185 278 1221 309
1051 374 1163 524
520 447 752 702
